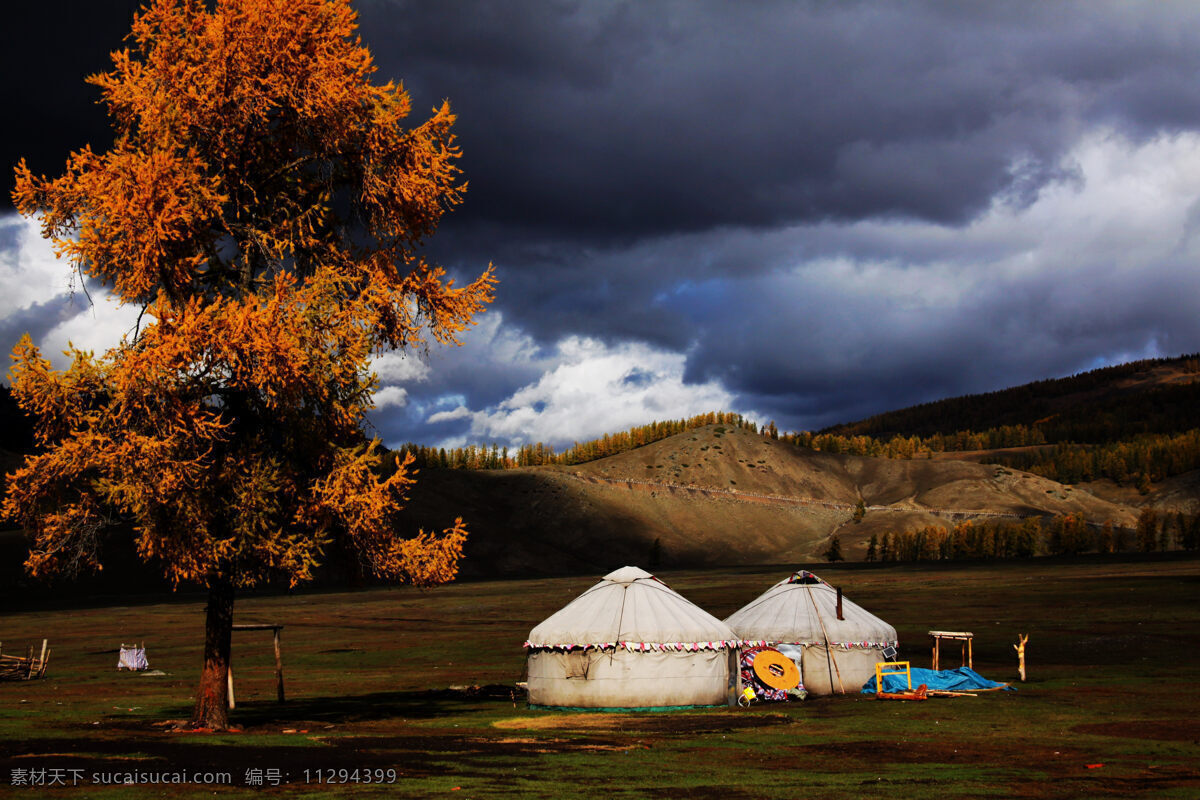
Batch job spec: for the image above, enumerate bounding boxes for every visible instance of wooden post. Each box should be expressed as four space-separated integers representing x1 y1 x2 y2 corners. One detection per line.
829 646 845 694
230 623 286 704
273 628 285 703
806 585 845 694
932 637 939 671
227 666 235 710
727 648 740 707
1014 634 1028 681
967 637 973 670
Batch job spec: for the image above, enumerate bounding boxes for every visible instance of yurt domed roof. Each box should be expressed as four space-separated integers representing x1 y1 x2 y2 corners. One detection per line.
724 570 897 647
526 566 738 650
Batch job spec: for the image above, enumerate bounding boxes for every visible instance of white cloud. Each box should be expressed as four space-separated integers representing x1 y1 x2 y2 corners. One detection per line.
371 351 431 383
442 337 735 447
0 215 77 317
41 291 140 350
427 405 472 424
0 213 143 370
793 128 1200 329
372 385 409 410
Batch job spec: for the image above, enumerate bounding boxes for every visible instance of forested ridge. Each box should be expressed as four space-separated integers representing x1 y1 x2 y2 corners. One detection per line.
859 509 1200 562
783 424 1200 488
788 354 1200 487
393 411 758 471
822 353 1200 440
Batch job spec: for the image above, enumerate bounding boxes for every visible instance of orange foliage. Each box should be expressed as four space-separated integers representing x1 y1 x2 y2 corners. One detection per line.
4 0 493 591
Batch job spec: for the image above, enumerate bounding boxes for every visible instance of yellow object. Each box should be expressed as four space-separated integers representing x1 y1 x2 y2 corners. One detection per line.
874 660 912 693
753 649 801 691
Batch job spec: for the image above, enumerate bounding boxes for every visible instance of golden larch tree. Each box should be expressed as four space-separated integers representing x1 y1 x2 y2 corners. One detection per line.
4 0 494 730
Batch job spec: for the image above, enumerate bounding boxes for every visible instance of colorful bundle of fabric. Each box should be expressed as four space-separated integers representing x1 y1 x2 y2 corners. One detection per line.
117 644 149 671
740 645 802 701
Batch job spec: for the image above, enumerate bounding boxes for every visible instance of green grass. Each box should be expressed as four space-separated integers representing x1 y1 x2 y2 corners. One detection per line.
1 555 1198 798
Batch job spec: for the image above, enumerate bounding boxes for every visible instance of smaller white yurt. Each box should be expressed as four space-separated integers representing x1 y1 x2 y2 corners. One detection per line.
724 570 897 695
524 566 740 709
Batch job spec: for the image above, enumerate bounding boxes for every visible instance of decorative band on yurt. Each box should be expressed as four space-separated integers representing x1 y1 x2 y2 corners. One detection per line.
523 640 741 653
738 639 897 649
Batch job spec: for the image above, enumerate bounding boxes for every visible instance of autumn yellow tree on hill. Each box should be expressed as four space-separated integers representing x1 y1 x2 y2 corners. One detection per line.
3 0 494 730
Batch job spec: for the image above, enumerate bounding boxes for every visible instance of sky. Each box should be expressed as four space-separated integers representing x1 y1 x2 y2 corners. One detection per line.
3 0 1200 450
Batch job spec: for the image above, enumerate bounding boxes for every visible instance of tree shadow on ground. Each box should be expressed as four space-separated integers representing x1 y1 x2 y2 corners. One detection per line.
186 685 524 728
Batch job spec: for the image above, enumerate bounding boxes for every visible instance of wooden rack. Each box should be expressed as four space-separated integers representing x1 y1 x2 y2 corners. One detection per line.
0 639 50 680
929 630 973 670
226 624 285 709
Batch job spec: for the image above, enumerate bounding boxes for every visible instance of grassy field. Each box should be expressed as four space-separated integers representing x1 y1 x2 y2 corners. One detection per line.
1 555 1198 798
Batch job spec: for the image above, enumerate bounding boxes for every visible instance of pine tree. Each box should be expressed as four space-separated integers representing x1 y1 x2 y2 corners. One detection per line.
1136 509 1159 553
1185 514 1200 551
4 0 493 730
823 534 844 562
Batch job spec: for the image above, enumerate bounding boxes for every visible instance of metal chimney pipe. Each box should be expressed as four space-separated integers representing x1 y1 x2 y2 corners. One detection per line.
836 587 844 620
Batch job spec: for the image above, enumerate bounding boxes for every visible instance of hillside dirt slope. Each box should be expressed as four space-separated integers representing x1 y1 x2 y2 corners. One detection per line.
403 424 1140 574
1078 470 1200 515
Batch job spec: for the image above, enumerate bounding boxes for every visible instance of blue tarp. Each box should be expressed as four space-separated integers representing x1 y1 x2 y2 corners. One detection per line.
860 666 1014 694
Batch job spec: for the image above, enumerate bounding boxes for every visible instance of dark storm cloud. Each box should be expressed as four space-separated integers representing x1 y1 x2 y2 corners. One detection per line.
0 3 140 191
362 0 1200 242
0 293 88 356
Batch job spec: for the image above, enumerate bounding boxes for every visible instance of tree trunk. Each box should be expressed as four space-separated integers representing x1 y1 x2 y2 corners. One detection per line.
190 575 235 730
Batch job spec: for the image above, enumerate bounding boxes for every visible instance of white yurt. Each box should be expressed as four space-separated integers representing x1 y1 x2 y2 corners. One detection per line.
524 566 740 709
724 570 897 695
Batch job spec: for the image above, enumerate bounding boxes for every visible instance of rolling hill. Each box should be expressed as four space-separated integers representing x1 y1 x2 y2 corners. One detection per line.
401 423 1140 577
